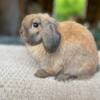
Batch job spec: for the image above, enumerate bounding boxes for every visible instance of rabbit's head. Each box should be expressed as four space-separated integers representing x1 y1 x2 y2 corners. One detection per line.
20 13 60 53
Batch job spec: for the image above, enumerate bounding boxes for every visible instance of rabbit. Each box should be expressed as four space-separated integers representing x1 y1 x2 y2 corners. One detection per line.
20 13 98 81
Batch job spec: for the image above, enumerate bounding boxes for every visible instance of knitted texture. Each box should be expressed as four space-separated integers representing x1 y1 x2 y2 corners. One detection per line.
0 45 100 100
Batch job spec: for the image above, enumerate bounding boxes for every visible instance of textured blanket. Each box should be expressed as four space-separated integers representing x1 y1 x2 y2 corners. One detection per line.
0 45 100 100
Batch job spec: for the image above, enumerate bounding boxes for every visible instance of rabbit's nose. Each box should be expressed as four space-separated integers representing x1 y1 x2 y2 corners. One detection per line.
29 32 39 38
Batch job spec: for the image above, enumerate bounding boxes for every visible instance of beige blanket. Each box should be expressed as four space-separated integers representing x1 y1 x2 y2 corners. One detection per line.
0 45 100 100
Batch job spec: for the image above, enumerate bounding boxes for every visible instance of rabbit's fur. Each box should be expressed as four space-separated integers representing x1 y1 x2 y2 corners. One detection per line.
20 13 98 81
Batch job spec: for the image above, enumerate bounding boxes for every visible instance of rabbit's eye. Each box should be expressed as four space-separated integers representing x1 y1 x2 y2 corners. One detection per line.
33 23 39 28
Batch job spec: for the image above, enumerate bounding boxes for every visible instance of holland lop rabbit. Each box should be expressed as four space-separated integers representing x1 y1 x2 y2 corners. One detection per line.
20 13 98 81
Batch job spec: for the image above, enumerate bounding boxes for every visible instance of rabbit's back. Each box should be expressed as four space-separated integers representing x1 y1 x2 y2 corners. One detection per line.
58 21 98 55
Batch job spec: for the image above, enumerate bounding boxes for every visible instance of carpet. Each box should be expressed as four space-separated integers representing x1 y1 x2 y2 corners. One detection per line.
0 44 100 100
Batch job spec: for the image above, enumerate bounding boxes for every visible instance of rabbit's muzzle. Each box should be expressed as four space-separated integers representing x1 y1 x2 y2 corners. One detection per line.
26 32 42 45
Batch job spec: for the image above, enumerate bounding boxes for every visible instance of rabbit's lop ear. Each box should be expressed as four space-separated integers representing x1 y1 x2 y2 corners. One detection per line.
41 17 61 53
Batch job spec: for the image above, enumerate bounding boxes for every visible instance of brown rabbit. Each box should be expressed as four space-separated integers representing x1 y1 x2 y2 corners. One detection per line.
20 13 98 81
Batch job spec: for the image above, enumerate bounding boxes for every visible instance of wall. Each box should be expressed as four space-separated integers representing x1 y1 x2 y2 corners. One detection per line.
0 0 20 35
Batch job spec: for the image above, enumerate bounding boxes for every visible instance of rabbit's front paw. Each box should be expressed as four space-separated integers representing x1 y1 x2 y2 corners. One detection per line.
34 69 49 78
